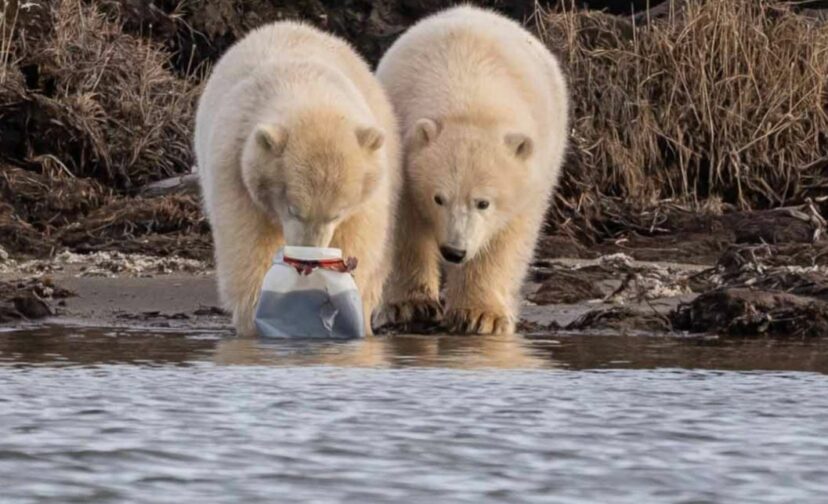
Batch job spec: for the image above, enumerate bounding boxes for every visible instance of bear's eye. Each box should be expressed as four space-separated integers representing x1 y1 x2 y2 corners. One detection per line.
434 195 445 206
476 199 490 210
288 205 301 219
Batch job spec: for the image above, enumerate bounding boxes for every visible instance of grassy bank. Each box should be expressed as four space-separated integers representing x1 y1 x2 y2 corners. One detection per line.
542 0 828 239
0 0 826 260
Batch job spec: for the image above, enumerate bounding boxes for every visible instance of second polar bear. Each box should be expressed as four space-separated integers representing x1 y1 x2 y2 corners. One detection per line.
195 22 400 336
377 6 569 334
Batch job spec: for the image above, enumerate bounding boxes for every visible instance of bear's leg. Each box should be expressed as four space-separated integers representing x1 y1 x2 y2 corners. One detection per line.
211 186 283 337
380 192 442 327
443 211 541 335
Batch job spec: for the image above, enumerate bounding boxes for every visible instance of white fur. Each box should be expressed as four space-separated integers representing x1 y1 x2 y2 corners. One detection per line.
195 22 400 336
376 6 569 334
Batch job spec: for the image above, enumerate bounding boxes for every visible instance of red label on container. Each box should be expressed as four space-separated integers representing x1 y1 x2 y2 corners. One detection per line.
283 256 358 276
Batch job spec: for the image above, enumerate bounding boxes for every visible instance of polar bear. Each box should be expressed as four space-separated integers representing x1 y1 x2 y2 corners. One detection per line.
376 6 569 334
194 22 400 337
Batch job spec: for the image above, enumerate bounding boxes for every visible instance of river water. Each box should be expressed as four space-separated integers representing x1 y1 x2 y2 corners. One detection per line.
1 327 827 503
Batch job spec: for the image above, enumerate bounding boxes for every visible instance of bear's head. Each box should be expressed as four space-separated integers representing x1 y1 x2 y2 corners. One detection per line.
241 107 385 247
405 117 533 265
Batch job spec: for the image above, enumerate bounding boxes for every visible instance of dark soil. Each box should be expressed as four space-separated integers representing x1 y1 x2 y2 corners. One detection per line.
538 205 827 266
529 224 828 338
528 269 605 305
673 289 828 339
564 307 672 334
0 277 75 322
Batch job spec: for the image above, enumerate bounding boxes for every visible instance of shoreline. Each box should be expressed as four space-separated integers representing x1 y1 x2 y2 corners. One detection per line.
0 254 704 335
2 238 826 339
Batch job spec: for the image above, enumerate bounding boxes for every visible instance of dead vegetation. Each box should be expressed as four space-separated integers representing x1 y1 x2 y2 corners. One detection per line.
0 0 826 273
2 0 196 187
1 0 206 259
539 0 828 240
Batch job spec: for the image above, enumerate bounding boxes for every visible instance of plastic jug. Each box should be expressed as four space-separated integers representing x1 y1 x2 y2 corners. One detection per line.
254 246 364 338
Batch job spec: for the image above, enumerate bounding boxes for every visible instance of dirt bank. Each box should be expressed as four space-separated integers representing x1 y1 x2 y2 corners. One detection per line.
3 238 827 339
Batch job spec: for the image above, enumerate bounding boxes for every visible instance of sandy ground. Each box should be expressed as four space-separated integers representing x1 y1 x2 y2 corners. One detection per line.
0 252 227 330
0 253 708 334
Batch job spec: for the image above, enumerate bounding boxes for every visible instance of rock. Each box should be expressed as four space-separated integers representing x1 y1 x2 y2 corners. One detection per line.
528 270 605 304
672 288 828 338
566 306 672 332
139 173 201 198
732 210 820 244
12 294 53 319
193 306 226 316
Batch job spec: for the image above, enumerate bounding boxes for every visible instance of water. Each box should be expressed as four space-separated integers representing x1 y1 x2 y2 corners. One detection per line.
2 328 828 503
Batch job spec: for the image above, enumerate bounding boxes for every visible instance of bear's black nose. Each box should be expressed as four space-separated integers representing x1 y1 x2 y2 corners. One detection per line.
440 246 466 263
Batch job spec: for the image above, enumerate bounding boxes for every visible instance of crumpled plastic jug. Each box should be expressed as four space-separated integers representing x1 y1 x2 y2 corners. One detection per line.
254 246 364 338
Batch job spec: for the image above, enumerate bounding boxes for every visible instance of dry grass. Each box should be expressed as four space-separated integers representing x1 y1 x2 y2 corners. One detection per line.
539 0 828 236
2 0 197 188
1 0 827 260
1 1 18 84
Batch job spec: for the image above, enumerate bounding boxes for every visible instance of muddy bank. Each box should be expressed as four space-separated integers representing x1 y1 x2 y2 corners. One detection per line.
0 271 225 330
542 200 827 263
0 250 219 327
2 237 828 339
523 238 828 339
671 240 828 338
2 194 826 338
526 218 828 338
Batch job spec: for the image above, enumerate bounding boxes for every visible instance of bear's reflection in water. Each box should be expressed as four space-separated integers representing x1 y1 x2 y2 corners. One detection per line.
212 333 550 369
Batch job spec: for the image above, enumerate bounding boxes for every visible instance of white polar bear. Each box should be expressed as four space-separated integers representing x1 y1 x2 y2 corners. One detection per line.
194 21 400 336
376 6 569 334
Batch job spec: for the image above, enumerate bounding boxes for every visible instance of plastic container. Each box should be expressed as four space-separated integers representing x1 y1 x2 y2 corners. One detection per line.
254 246 364 338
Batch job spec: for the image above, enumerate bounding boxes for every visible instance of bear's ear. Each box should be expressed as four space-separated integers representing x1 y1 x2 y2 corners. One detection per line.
408 118 441 149
356 126 384 152
254 124 288 155
504 133 533 161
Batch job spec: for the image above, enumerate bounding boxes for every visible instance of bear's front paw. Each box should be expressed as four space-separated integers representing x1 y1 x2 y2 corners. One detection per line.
445 307 513 335
380 298 443 327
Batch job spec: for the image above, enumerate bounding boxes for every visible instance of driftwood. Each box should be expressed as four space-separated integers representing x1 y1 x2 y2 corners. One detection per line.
140 173 200 198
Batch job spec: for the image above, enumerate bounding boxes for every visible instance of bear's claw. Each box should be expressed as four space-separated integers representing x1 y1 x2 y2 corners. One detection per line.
382 298 443 326
446 308 512 335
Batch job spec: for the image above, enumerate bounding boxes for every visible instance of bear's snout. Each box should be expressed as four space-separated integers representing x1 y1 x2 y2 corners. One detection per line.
440 246 467 264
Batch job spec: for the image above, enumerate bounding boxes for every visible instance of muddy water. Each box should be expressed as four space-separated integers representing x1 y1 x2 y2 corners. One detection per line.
2 328 828 503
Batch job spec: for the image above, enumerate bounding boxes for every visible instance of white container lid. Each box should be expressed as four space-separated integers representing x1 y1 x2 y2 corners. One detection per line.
283 246 342 261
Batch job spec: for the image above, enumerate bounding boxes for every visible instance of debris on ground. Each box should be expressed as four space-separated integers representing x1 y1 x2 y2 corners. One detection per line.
528 253 697 306
0 250 210 278
671 237 828 338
